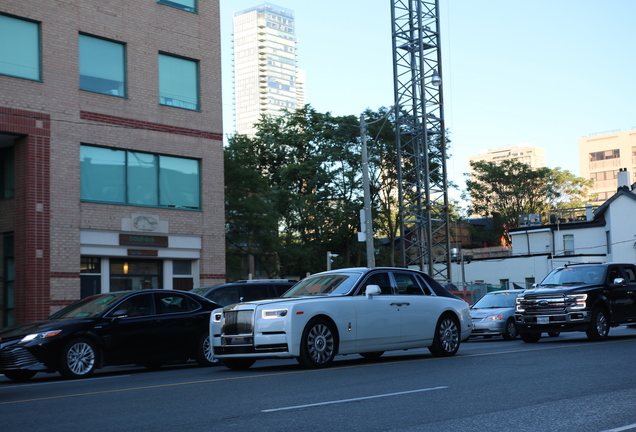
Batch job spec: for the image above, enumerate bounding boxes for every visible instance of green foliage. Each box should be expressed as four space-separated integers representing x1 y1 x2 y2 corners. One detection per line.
464 160 592 245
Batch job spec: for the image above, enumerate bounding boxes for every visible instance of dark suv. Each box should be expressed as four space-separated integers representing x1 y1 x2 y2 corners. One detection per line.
515 263 636 342
191 279 297 306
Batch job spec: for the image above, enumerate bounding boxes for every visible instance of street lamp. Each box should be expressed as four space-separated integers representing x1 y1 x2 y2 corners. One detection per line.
431 70 442 87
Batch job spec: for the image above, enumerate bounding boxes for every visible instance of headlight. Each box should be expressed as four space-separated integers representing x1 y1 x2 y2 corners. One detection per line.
516 297 525 313
21 330 62 343
213 313 222 322
484 314 503 321
262 309 288 319
567 294 587 310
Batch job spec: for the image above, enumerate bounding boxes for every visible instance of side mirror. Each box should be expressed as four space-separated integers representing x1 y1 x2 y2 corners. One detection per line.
111 309 128 320
365 285 382 299
613 277 626 287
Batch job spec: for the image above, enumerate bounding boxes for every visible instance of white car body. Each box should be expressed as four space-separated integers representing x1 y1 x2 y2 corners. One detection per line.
211 268 472 369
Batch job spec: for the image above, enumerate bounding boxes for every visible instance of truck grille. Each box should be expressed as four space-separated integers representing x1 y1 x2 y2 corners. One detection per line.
518 295 567 313
222 310 254 336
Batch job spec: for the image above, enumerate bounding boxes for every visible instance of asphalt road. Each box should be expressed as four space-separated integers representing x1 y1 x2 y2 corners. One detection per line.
2 327 636 432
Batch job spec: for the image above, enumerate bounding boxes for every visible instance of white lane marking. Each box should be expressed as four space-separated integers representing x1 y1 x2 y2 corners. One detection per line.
600 425 636 432
261 386 448 413
0 374 131 389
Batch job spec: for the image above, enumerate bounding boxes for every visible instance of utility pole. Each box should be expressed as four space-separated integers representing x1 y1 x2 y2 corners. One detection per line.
360 115 376 268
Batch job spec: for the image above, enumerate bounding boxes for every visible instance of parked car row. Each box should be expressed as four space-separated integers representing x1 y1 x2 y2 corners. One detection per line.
0 268 473 380
4 262 635 382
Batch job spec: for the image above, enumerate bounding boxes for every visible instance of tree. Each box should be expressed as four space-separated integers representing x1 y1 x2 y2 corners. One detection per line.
464 160 592 246
225 106 367 278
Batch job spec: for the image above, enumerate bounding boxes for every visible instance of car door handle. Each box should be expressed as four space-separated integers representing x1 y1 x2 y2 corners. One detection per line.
390 302 411 306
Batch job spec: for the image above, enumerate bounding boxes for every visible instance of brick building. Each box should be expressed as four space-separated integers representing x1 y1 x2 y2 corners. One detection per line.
0 0 225 327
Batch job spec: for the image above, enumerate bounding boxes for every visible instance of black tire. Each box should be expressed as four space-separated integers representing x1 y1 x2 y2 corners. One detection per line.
221 359 256 370
428 315 460 357
547 331 561 337
586 307 610 341
297 317 337 368
4 370 37 382
520 332 541 343
360 351 384 360
59 338 98 379
502 319 518 340
195 334 217 366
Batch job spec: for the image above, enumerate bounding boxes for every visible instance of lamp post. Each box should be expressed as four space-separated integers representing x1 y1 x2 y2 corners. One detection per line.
359 115 376 268
451 248 466 289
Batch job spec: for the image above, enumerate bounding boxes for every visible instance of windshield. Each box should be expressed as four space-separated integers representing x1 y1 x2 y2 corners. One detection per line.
283 273 361 297
49 293 127 319
473 291 520 309
540 266 605 286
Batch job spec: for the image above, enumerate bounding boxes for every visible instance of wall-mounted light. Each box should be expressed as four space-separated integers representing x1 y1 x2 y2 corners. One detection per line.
123 262 129 274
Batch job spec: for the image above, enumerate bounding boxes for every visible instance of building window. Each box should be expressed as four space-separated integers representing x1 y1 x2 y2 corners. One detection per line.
173 259 193 291
0 14 40 81
563 234 574 255
80 145 200 209
589 149 620 161
0 146 15 199
157 0 196 13
79 34 126 97
158 53 199 111
110 259 162 291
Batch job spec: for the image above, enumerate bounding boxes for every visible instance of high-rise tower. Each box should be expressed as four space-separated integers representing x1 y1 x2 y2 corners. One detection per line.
233 3 302 136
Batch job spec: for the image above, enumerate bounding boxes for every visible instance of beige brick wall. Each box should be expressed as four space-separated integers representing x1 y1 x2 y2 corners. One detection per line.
1 0 225 305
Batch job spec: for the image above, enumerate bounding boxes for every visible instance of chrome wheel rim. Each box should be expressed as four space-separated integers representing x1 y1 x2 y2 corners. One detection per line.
203 336 216 363
596 312 608 336
307 323 334 364
439 318 459 353
67 342 95 375
507 321 517 338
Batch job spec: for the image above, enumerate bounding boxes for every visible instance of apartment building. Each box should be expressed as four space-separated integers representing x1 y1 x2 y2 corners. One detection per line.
232 3 303 136
468 144 546 172
578 129 636 205
0 0 225 326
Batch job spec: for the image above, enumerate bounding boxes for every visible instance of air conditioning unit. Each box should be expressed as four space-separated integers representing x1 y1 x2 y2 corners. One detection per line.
519 214 541 227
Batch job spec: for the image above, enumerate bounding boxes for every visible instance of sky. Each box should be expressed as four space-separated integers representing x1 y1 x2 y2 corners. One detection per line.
219 0 636 201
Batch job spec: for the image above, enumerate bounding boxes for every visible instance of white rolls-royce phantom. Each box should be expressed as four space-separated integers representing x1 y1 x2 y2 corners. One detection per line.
211 267 472 369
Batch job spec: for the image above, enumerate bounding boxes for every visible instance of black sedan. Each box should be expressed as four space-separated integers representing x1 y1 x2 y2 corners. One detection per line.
0 289 220 382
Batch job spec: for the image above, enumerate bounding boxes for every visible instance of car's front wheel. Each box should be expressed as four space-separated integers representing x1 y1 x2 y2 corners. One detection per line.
4 370 37 382
195 335 217 366
297 317 337 368
59 338 98 379
502 319 518 340
586 307 610 341
428 315 460 357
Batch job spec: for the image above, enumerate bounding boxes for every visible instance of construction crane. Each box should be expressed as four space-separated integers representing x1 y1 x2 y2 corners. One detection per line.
391 0 451 281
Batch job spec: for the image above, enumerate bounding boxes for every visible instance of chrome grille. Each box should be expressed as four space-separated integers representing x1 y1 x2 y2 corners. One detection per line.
518 295 567 313
222 310 254 336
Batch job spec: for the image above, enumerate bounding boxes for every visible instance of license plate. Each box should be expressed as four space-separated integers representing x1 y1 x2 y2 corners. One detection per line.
537 316 549 325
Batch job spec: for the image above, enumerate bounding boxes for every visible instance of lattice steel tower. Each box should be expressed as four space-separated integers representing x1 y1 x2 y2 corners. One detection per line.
391 0 451 280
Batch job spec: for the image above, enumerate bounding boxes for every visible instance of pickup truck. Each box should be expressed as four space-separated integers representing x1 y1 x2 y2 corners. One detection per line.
515 262 636 342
